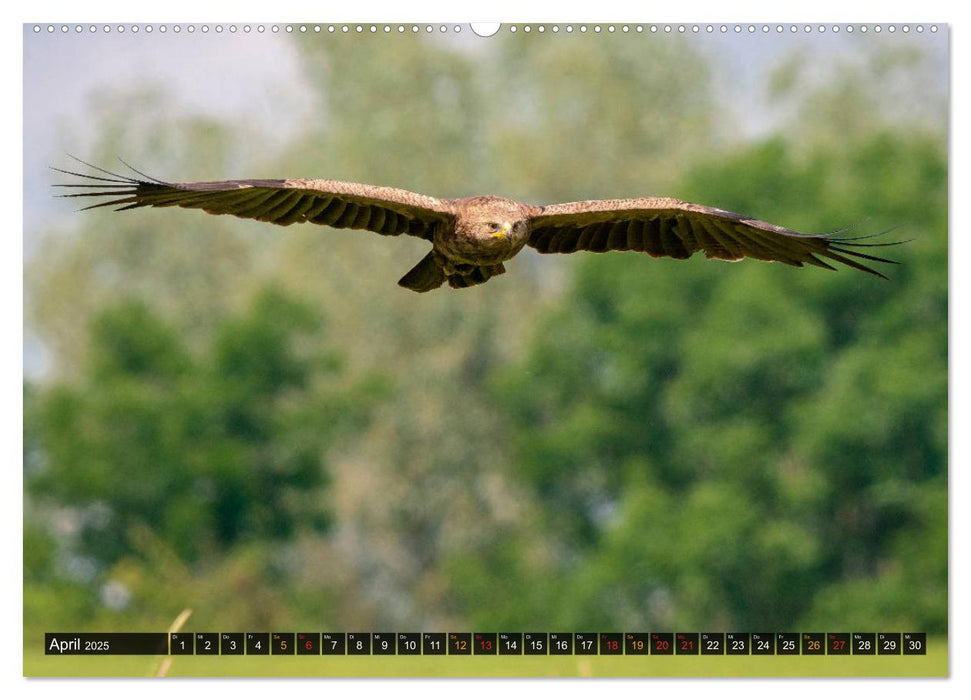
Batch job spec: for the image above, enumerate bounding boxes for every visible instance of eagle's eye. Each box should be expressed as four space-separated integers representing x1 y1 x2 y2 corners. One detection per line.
487 222 502 232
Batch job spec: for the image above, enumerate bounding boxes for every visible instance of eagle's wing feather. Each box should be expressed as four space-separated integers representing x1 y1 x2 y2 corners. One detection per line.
53 161 455 241
528 197 899 278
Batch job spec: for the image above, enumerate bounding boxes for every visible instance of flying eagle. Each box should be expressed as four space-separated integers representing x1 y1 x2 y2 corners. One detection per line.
54 160 899 292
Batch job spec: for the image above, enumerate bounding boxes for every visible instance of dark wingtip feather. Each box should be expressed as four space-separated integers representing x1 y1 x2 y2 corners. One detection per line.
52 158 145 212
117 157 168 185
804 254 838 272
798 224 907 279
818 222 907 242
79 199 141 212
50 166 133 185
830 245 901 267
818 247 892 279
65 154 139 181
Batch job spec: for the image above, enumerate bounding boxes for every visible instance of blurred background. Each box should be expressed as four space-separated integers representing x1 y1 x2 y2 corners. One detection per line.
23 24 947 646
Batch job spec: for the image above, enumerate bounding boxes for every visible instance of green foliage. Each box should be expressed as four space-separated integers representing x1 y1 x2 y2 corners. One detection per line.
26 288 355 569
482 101 946 633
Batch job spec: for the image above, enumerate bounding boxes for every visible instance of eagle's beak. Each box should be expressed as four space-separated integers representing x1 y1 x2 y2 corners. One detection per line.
493 222 513 242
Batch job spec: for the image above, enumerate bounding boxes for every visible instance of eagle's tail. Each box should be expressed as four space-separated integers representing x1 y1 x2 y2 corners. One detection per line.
398 253 507 292
398 252 447 293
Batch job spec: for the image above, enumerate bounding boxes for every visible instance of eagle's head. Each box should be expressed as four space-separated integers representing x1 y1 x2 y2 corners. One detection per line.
456 196 534 250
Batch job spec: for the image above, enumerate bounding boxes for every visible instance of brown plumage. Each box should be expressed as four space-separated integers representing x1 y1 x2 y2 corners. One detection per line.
54 159 900 292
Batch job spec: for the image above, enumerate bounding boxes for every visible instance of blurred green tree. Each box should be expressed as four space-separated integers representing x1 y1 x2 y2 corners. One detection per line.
470 50 946 633
25 287 367 569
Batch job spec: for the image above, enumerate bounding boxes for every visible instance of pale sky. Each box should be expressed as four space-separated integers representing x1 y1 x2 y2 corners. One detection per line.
25 25 318 243
25 23 947 242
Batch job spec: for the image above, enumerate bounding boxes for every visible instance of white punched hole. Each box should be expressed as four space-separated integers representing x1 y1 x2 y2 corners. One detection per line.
470 23 501 37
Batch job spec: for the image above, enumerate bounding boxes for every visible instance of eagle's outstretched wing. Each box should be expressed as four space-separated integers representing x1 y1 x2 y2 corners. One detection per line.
528 198 900 278
52 159 455 241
